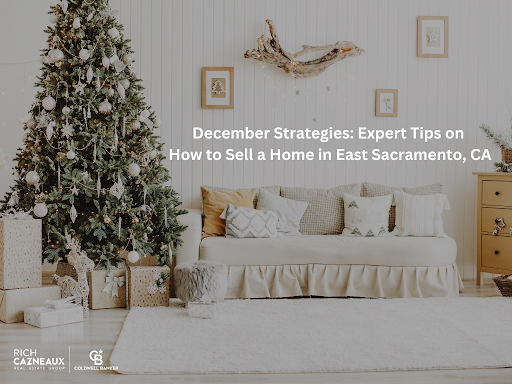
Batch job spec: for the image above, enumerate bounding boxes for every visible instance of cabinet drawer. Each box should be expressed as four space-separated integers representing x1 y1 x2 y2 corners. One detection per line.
481 235 512 270
481 208 512 233
482 181 512 206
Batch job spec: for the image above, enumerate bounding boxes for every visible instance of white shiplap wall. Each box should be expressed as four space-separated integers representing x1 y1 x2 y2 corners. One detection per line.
1 0 511 280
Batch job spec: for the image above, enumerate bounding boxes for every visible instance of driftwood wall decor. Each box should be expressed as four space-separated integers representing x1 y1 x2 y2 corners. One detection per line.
244 20 365 78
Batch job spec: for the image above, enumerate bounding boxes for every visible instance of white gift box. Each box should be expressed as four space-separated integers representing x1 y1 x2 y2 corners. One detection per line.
188 301 218 319
24 298 83 328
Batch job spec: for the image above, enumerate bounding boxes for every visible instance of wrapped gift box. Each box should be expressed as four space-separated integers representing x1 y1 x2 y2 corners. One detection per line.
128 266 170 307
24 298 83 328
88 269 126 309
0 285 61 323
0 219 42 290
188 301 217 319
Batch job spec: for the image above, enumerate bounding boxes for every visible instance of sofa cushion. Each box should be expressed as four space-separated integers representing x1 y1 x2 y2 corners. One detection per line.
199 235 457 267
280 184 361 235
361 182 443 232
201 187 258 237
341 193 393 237
200 185 280 215
220 203 280 238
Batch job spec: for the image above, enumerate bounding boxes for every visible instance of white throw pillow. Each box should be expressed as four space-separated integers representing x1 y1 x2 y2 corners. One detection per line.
341 193 393 237
219 204 280 238
393 192 449 237
256 188 309 236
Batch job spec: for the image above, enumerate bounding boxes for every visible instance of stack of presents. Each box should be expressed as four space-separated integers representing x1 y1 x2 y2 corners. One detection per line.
0 216 173 328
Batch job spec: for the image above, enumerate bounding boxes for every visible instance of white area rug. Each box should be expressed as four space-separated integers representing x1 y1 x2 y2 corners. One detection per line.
110 298 512 374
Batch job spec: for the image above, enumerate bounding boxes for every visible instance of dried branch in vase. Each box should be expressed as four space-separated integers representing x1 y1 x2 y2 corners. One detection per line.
244 20 365 78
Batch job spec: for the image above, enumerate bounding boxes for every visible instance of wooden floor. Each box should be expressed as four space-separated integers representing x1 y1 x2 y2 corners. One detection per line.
0 278 510 384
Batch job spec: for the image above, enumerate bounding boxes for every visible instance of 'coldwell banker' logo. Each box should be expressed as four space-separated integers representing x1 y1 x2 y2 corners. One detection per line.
89 350 103 365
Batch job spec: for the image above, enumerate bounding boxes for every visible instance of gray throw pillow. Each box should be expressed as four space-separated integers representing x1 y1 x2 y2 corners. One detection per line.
219 203 280 238
256 189 309 236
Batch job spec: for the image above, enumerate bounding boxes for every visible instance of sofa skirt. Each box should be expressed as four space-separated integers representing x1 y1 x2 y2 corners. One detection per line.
226 263 464 299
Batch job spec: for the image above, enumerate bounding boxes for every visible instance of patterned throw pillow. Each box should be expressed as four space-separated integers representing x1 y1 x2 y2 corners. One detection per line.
361 182 443 232
220 204 280 238
341 193 393 237
280 184 361 235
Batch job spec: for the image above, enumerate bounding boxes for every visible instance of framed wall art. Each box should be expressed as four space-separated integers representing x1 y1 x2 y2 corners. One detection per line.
417 16 449 58
202 67 234 109
375 89 398 117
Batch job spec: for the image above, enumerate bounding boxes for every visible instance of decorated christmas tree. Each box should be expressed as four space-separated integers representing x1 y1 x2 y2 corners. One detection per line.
1 0 186 270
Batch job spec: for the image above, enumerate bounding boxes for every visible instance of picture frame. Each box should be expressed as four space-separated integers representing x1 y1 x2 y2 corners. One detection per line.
202 67 234 109
417 16 449 58
375 89 398 117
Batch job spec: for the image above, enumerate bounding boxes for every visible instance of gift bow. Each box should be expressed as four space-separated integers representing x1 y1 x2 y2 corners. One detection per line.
1 208 33 220
44 296 77 310
102 272 125 297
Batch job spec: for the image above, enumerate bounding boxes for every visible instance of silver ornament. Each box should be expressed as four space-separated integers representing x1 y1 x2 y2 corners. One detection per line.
79 48 89 60
26 118 36 129
48 48 64 62
72 17 80 29
122 54 133 65
69 204 77 223
46 122 55 140
127 250 140 263
121 79 130 89
110 175 124 199
113 60 125 73
61 0 68 13
131 120 141 130
66 150 76 160
34 202 48 218
42 96 56 110
86 66 93 83
128 163 140 177
62 106 70 114
108 27 120 39
102 56 110 69
25 171 40 185
98 98 112 114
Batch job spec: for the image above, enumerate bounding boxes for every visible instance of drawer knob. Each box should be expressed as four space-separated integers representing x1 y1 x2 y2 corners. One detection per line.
495 191 500 195
495 250 499 255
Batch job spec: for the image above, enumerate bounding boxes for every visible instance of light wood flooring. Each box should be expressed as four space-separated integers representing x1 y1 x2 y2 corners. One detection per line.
0 277 510 384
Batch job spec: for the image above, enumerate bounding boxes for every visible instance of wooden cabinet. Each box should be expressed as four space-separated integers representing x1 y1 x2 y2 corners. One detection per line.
474 172 512 285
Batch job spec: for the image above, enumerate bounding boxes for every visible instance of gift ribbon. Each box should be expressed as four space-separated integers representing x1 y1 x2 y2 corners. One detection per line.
102 272 125 297
0 208 33 220
43 296 77 310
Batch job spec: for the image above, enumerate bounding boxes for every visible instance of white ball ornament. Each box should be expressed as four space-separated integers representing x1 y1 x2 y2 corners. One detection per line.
62 106 70 114
109 88 115 96
49 13 58 24
149 149 157 159
141 109 150 118
25 171 40 185
42 96 56 110
127 250 140 263
72 17 80 29
98 98 112 114
131 121 141 130
155 118 162 127
66 150 76 160
26 118 36 129
34 202 48 218
48 48 64 62
108 27 120 39
79 48 90 60
128 163 140 177
121 79 130 89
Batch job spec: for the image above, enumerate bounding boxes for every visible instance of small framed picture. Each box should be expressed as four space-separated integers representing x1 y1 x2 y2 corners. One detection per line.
417 16 449 58
202 67 234 109
375 89 398 117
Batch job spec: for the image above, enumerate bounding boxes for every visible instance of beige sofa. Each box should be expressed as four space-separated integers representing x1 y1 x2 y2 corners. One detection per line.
176 183 464 299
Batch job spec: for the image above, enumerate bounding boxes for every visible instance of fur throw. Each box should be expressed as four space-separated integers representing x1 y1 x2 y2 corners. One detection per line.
174 260 228 303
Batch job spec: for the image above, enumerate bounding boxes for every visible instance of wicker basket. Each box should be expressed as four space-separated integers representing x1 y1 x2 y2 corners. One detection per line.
501 147 512 164
493 275 512 297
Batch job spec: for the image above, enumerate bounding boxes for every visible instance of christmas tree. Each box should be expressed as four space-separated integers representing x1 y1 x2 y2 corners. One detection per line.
1 0 186 270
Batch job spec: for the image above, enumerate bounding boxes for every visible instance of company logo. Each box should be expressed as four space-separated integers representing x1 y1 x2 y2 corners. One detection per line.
12 349 66 371
89 350 103 365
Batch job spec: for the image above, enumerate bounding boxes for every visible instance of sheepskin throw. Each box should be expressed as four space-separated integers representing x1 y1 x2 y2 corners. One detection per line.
174 260 228 303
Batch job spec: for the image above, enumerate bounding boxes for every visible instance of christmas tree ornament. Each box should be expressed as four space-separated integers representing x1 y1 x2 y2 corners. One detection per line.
113 60 125 73
62 106 70 115
25 171 40 185
102 56 110 69
132 217 139 224
97 173 101 197
66 150 76 160
121 79 130 89
108 27 120 39
46 122 55 140
70 185 78 195
8 190 19 206
95 76 101 91
57 162 61 186
122 54 133 65
110 175 124 199
109 53 119 63
98 98 112 114
79 48 90 60
48 48 64 62
22 133 29 144
34 202 48 218
147 226 153 233
141 109 150 118
93 141 97 162
112 128 119 151
72 17 81 29
127 250 140 263
164 205 168 227
49 13 58 23
42 96 56 110
155 118 162 127
104 216 111 224
86 66 93 83
87 11 94 21
26 118 37 129
108 88 115 96
69 204 77 223
131 120 141 130
117 81 125 100
141 160 148 167
148 149 157 159
118 217 122 239
61 121 74 138
55 61 63 68
60 0 68 13
73 80 86 95
87 102 91 118
128 162 140 177
122 117 126 137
